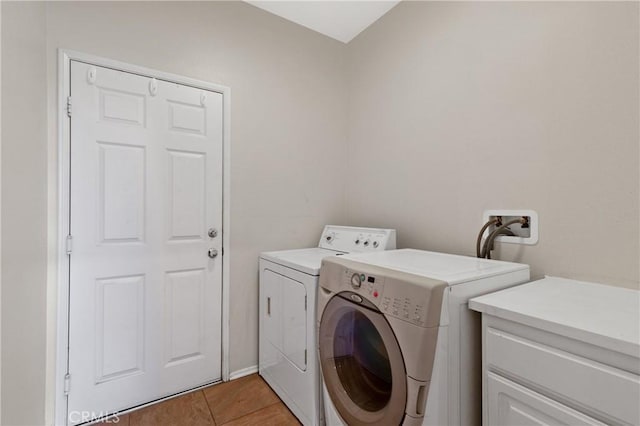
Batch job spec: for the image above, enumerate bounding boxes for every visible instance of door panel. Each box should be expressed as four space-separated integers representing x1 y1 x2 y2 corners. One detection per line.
99 87 146 126
262 269 307 371
68 61 223 423
168 150 206 240
282 274 307 370
98 142 146 243
165 268 206 365
95 275 145 382
168 101 206 135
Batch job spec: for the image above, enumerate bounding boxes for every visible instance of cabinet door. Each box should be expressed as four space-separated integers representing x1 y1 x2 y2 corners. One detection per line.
487 373 606 426
485 327 640 424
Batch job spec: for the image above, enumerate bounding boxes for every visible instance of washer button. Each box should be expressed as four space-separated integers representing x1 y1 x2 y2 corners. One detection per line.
350 294 363 303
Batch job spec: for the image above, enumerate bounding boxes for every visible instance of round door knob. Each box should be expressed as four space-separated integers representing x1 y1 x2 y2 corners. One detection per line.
208 248 218 259
208 228 218 238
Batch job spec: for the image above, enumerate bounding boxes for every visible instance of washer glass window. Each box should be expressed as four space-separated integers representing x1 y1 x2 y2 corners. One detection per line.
333 310 392 411
319 294 407 426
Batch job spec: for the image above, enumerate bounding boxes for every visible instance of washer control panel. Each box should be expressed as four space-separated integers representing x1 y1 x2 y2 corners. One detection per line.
341 267 431 327
343 269 385 301
319 226 396 253
380 296 426 325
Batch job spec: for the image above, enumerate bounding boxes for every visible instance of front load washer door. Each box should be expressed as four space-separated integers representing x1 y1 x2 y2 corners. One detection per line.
319 294 407 426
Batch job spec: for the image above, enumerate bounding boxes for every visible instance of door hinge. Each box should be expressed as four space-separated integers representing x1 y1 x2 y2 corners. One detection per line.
64 373 71 396
66 235 73 255
305 295 307 311
66 96 72 117
304 349 307 365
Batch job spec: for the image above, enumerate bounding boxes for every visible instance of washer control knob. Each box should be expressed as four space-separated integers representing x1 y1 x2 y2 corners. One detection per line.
355 239 360 245
373 241 379 248
350 273 362 289
363 240 370 247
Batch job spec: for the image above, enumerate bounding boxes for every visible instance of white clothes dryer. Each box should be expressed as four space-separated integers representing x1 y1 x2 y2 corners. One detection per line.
259 226 396 425
317 249 530 426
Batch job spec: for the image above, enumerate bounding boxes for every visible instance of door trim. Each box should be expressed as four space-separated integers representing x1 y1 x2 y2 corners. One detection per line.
55 49 231 426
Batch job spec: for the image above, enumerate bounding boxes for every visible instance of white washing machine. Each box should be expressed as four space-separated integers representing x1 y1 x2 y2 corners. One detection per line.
317 249 530 426
259 225 396 426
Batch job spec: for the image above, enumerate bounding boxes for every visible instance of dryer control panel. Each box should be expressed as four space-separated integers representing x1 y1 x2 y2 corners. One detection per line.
318 225 396 253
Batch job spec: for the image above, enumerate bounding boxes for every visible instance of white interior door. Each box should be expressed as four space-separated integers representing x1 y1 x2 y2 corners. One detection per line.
67 60 223 423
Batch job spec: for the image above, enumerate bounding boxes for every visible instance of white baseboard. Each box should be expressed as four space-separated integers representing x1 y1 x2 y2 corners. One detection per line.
229 365 258 381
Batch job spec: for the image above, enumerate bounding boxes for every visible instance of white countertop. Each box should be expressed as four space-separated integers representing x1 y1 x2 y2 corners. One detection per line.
469 276 640 358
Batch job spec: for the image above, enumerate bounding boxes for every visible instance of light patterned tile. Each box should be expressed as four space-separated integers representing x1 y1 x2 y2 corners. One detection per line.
128 391 215 426
203 374 280 424
220 403 301 426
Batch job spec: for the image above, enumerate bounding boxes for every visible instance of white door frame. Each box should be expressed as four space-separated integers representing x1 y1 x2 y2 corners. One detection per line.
55 49 231 425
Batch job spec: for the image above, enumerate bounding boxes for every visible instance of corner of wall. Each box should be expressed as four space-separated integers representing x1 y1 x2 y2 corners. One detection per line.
0 1 3 421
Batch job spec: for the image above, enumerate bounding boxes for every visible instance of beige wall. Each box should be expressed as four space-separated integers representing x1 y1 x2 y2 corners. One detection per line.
0 2 3 421
345 1 639 288
1 2 48 425
2 2 347 424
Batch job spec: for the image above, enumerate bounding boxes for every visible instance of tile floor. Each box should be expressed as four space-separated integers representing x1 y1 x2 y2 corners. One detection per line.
103 374 301 426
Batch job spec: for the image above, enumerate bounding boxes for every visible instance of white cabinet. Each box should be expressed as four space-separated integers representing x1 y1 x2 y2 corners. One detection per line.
487 373 606 426
470 277 640 426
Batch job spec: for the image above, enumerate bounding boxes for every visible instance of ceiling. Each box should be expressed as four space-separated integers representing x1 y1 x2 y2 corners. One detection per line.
245 1 401 43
